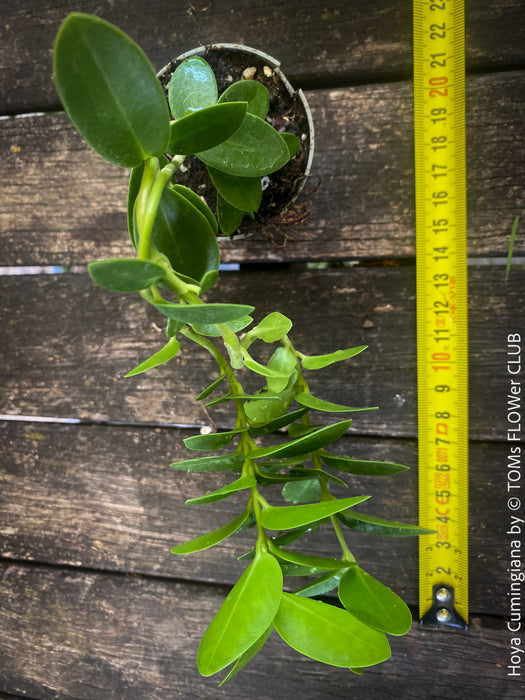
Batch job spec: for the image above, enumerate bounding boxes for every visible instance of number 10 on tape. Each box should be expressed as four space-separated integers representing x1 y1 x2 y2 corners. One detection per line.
413 0 468 629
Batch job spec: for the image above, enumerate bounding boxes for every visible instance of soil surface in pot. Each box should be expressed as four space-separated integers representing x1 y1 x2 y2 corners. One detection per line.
159 45 312 236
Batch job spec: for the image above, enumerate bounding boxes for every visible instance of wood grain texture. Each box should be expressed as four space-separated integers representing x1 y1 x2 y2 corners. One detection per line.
0 562 520 700
0 419 515 616
1 266 522 439
1 0 524 114
1 72 524 265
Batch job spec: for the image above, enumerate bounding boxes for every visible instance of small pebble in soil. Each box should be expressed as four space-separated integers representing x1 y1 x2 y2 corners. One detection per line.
242 66 257 80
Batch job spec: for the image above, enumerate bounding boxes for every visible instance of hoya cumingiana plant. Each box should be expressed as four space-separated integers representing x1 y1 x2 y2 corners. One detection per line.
53 12 432 684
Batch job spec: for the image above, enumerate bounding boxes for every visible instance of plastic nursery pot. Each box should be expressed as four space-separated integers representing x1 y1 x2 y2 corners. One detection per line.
158 44 315 238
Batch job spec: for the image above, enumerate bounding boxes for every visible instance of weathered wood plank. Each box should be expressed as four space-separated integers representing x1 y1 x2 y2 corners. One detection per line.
1 1 524 114
0 562 520 699
0 266 522 440
0 420 516 617
1 73 523 265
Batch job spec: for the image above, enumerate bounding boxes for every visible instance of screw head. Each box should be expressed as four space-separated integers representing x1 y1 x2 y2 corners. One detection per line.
436 587 451 604
436 607 452 623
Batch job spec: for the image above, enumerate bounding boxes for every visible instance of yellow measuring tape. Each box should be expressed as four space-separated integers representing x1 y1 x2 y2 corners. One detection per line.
413 0 468 628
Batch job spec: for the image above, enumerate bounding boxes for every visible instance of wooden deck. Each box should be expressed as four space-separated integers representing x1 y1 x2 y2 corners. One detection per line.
1 2 524 698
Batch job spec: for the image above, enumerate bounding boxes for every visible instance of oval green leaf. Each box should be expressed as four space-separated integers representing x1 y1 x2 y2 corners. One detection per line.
217 193 246 236
155 301 254 324
184 428 246 451
244 312 293 344
169 452 244 473
266 347 298 393
295 392 377 414
168 56 218 119
208 167 262 213
219 80 269 119
219 625 273 686
337 510 435 537
274 593 391 668
152 187 219 287
198 113 290 177
295 569 348 598
270 545 346 572
125 337 180 377
88 258 165 292
193 315 253 337
168 102 247 155
260 495 370 530
281 132 301 158
197 551 283 676
185 474 256 506
171 507 251 555
249 420 353 460
320 452 409 476
54 14 170 167
338 567 412 636
300 346 368 370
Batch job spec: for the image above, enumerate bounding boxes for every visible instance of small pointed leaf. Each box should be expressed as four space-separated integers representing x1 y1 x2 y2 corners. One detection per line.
295 392 377 414
185 474 256 505
171 184 218 234
125 337 180 376
197 551 283 676
295 569 348 598
171 507 251 555
281 132 301 158
184 428 246 451
274 593 391 668
250 407 308 436
320 452 409 476
249 420 352 460
270 545 346 572
195 374 227 401
337 510 435 537
219 625 273 686
260 495 370 530
170 452 244 473
193 315 253 337
300 346 368 370
338 567 412 636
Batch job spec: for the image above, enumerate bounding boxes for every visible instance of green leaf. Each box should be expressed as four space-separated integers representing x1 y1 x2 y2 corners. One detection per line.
338 567 412 636
219 80 270 119
208 167 262 213
198 113 290 177
125 337 180 377
217 194 246 236
165 318 185 338
281 132 301 158
88 258 165 292
155 301 254 324
337 510 435 537
272 521 323 548
250 407 308 436
249 420 353 460
290 467 347 489
244 312 293 344
168 102 248 155
300 345 368 370
193 315 253 337
168 56 218 119
195 374 227 401
206 391 282 408
171 507 251 555
185 474 256 505
282 478 322 504
274 593 391 668
295 569 348 598
184 429 246 451
54 13 170 167
260 495 370 530
152 187 220 288
219 625 273 686
266 347 298 393
170 452 244 473
244 388 294 425
171 184 218 234
270 545 346 572
197 551 283 676
295 392 377 414
320 452 409 476
242 352 288 381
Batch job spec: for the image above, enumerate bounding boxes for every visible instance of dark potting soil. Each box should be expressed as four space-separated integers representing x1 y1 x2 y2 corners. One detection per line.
158 45 312 236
